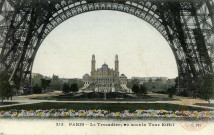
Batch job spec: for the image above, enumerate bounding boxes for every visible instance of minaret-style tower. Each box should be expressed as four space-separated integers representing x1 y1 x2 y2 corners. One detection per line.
91 54 96 76
115 54 119 77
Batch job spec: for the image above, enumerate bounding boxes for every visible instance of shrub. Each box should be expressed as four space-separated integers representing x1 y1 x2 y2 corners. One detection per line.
154 91 167 94
33 84 42 94
62 83 70 94
70 83 79 93
139 84 147 95
132 84 139 94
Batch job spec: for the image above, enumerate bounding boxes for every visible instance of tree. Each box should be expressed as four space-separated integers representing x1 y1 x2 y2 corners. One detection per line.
152 85 156 92
148 78 152 82
62 83 70 94
165 79 175 89
77 80 84 89
132 84 139 94
68 79 84 89
49 74 63 90
70 83 79 93
167 87 175 98
139 83 147 95
198 75 214 103
155 78 165 91
32 73 43 86
33 84 42 94
143 78 175 92
127 79 139 89
13 74 21 91
167 78 177 98
145 78 153 91
0 72 12 102
40 78 51 93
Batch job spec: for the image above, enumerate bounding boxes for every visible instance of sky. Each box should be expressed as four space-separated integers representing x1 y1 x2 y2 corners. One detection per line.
32 11 178 79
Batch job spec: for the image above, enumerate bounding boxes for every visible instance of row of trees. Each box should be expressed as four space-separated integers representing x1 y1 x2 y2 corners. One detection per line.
1 71 213 102
32 74 84 94
0 72 84 102
127 78 175 93
32 78 51 94
32 74 62 92
132 83 147 95
128 76 214 102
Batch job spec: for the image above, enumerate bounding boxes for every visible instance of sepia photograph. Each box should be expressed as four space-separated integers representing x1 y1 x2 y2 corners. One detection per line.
0 0 214 134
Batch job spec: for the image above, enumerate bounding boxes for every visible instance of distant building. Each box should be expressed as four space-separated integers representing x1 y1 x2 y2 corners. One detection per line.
120 74 128 85
130 77 168 84
82 54 127 92
59 78 80 83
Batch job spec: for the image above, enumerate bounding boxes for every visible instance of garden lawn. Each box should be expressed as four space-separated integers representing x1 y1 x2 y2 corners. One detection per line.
0 102 18 106
0 102 210 112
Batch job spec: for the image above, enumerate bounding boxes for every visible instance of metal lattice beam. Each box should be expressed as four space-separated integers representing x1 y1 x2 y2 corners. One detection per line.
0 0 213 96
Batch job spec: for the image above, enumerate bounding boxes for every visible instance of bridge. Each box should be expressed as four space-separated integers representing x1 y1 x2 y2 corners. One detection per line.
0 0 213 95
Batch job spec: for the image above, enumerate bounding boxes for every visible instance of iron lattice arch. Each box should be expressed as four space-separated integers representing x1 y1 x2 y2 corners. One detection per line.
0 0 213 95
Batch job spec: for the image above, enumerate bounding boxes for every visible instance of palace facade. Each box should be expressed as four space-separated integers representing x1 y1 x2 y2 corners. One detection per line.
83 54 127 92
